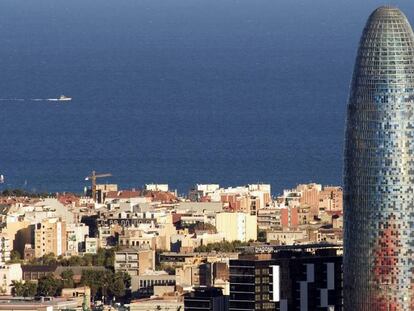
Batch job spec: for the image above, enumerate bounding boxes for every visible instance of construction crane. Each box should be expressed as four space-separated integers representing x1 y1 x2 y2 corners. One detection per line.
85 170 112 201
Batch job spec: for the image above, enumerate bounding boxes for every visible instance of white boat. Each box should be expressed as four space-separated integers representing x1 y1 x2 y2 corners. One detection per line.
0 175 4 184
57 95 72 101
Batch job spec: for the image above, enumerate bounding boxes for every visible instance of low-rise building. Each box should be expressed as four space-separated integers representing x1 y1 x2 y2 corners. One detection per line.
119 228 157 250
129 296 184 311
0 234 11 264
61 286 91 309
0 263 22 295
115 247 155 276
266 230 306 245
84 237 98 254
0 297 79 310
131 271 176 297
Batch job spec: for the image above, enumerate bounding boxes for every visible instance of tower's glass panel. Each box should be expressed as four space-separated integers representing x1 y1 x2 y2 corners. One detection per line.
344 6 414 310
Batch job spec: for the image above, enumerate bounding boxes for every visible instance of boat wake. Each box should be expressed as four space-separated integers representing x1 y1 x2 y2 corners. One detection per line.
0 96 72 102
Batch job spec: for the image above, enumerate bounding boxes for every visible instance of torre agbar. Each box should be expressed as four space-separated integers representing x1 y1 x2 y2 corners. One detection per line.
344 6 414 310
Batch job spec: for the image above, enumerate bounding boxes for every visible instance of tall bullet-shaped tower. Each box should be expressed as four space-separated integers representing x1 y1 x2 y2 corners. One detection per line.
344 6 414 310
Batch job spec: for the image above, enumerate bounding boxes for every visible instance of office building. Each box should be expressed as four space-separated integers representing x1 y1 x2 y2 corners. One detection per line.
229 245 342 311
184 287 228 311
344 6 414 310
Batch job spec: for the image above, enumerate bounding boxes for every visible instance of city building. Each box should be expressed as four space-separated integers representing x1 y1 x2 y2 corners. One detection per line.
66 223 89 255
215 212 257 242
129 296 184 311
184 287 228 311
257 208 280 230
0 297 79 310
0 263 22 295
84 237 98 254
229 244 342 311
114 247 155 276
0 234 11 264
131 271 176 297
119 227 157 250
145 184 169 192
61 287 91 309
95 184 118 203
343 6 414 310
34 218 66 257
229 253 273 311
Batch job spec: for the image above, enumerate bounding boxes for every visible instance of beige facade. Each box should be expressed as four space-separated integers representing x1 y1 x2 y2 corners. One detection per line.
0 233 11 264
35 218 66 257
4 221 33 257
215 212 257 242
119 228 157 250
318 186 343 212
85 237 98 254
114 247 155 276
266 230 306 245
129 297 183 311
0 263 22 295
61 287 91 309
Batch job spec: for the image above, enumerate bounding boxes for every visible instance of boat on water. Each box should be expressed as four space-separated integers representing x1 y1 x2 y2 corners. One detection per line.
0 175 4 184
48 95 72 102
58 95 72 101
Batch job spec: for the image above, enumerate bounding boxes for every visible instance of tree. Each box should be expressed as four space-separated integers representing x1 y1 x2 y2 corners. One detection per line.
93 249 106 266
109 276 125 299
68 256 83 266
61 269 74 288
193 240 249 252
80 269 130 302
40 253 58 266
83 254 94 266
12 281 37 297
11 280 24 296
157 264 175 275
37 275 62 296
24 282 37 297
257 229 267 242
80 270 101 300
10 250 21 262
104 249 115 269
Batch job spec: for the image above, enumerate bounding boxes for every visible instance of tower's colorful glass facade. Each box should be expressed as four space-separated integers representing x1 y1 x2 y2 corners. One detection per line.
344 6 414 310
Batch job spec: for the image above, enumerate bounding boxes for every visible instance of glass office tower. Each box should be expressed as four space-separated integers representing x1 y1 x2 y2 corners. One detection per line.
344 6 414 310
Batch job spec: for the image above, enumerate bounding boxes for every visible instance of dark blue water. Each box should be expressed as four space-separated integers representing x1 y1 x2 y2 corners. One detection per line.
0 0 412 194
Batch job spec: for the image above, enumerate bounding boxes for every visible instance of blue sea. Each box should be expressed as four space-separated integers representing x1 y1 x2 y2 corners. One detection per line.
0 0 412 195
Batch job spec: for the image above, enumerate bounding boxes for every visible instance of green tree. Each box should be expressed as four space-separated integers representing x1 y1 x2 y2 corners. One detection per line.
80 270 101 299
10 250 21 262
37 275 62 296
93 249 106 266
68 256 83 266
12 281 37 297
257 229 267 242
104 249 115 268
40 253 58 266
83 254 94 266
24 282 37 297
61 269 75 288
109 276 125 298
11 280 24 296
194 240 249 252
